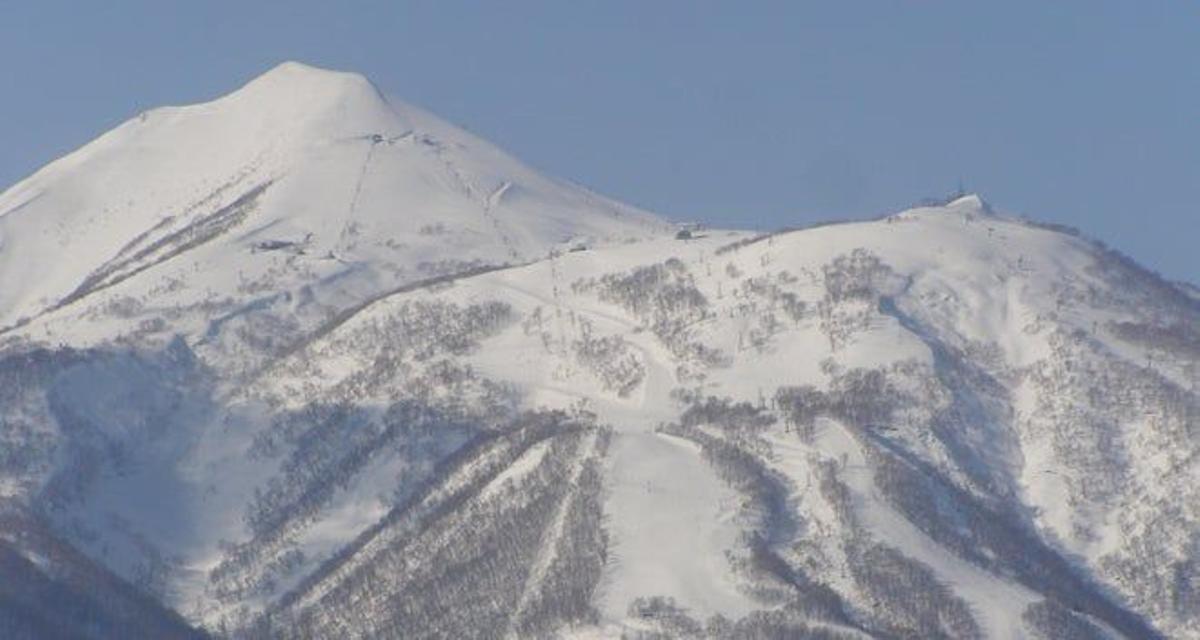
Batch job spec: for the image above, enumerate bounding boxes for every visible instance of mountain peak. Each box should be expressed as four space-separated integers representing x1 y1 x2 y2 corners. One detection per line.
206 61 400 138
239 61 381 100
0 61 662 329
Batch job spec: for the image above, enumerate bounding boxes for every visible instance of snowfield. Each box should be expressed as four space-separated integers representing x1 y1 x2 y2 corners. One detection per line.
0 62 1196 640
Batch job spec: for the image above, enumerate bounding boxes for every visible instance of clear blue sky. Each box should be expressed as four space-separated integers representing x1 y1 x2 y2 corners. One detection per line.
3 1 1196 281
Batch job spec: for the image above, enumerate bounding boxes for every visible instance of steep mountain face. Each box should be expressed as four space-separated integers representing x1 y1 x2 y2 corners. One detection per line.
0 61 662 350
0 63 1196 640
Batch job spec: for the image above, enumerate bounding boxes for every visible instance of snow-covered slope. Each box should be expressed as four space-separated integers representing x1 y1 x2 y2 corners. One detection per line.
0 506 206 639
0 61 663 341
1 63 1196 640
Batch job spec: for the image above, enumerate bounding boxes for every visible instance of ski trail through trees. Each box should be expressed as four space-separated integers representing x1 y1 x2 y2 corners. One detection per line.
595 347 758 623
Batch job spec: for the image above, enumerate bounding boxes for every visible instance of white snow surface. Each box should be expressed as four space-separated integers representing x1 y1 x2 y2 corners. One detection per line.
0 61 665 333
1 62 1196 639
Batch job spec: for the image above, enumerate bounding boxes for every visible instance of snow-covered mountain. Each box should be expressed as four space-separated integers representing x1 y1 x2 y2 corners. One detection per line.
0 62 663 340
1 63 1196 640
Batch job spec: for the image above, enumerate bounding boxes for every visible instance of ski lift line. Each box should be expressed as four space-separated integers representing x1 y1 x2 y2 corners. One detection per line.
336 140 379 253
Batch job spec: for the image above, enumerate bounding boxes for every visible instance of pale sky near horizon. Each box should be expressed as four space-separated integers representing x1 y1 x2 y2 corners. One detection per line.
2 1 1196 281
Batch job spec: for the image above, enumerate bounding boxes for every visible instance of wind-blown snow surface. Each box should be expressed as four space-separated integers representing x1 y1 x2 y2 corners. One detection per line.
1 63 1197 639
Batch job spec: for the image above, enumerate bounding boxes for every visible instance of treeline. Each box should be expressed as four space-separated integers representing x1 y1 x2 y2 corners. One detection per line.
572 317 646 397
659 394 866 636
245 411 611 639
782 360 1165 639
814 249 900 350
812 457 983 640
574 259 725 368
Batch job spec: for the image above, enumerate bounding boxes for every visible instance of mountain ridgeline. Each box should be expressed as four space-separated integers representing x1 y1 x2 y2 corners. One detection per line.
0 63 1196 639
